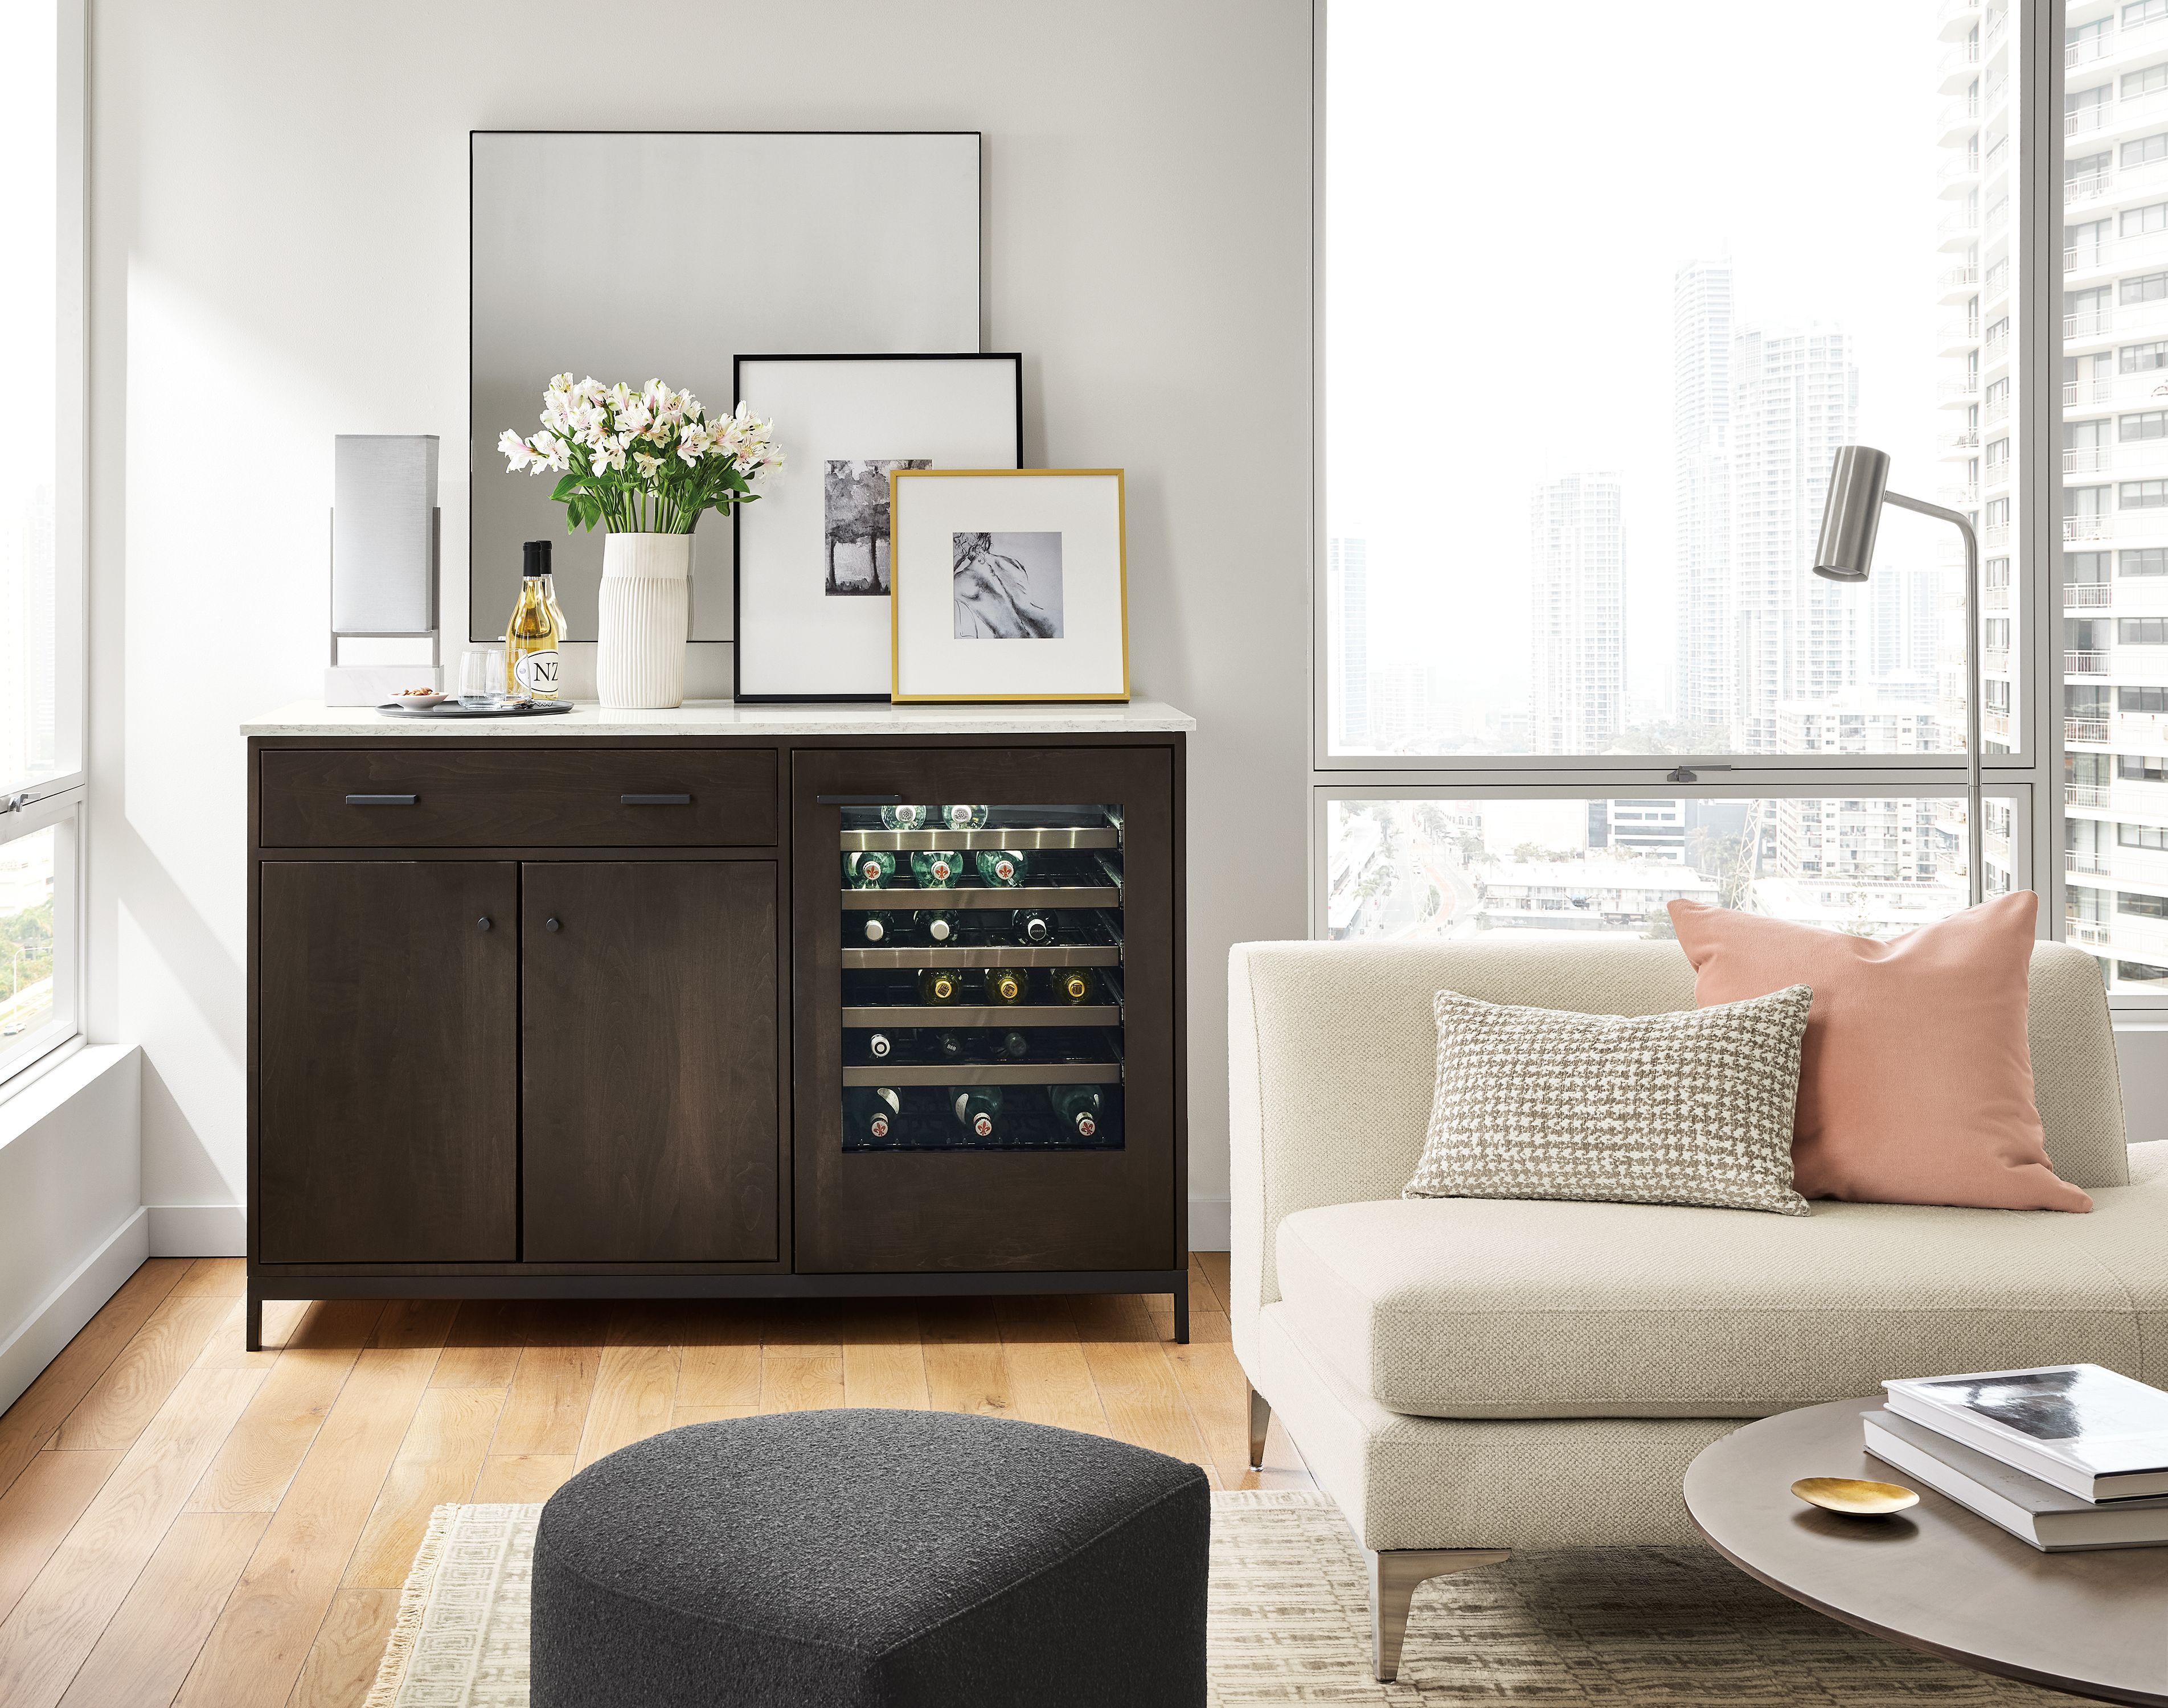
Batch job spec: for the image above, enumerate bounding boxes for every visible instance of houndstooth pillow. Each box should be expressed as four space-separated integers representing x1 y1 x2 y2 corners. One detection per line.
1404 984 1815 1216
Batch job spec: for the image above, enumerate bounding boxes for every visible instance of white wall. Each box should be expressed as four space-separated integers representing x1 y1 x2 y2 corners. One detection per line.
0 1048 144 1413
87 1 1314 1249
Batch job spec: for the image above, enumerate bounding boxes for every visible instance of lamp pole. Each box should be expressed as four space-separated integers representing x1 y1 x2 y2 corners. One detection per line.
1878 491 1984 908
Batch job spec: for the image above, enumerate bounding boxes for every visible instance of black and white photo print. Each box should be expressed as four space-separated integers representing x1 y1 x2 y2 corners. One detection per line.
952 531 1063 638
824 459 930 594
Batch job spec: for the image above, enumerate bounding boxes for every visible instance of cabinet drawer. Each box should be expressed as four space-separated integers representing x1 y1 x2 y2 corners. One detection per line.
259 748 778 848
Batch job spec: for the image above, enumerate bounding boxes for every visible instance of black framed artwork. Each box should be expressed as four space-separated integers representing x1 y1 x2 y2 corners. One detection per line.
731 353 1024 701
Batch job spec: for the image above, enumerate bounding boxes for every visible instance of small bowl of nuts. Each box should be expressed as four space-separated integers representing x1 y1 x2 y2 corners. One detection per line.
392 688 448 710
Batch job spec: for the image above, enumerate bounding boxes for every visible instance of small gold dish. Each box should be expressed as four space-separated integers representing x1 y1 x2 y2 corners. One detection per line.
1791 1476 1920 1516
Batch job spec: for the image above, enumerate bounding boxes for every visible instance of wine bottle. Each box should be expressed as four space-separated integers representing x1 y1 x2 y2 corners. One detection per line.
1054 968 1097 1005
856 910 901 945
940 804 990 830
846 1086 902 1144
845 849 896 888
999 1030 1030 1061
540 550 569 643
864 1029 901 1063
880 804 935 830
1050 1085 1104 1140
915 908 961 946
918 967 965 1005
985 967 1030 1007
975 849 1027 888
504 540 563 701
951 1084 1002 1140
930 1029 966 1062
1012 909 1055 945
909 849 962 889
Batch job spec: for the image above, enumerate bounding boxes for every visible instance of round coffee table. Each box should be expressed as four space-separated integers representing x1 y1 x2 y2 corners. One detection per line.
1685 1399 2168 1706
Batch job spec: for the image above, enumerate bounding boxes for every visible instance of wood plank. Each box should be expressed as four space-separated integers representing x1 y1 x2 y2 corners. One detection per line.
1165 1340 1259 1487
1000 1341 1111 1436
490 1345 599 1458
170 1348 437 1708
342 1386 507 1588
366 1300 459 1350
257 1301 308 1349
573 1346 678 1469
186 1348 359 1514
55 1510 268 1708
1067 1291 1163 1345
0 1261 190 1497
283 1587 393 1708
759 1300 844 1357
842 1342 930 1411
669 1406 757 1431
676 1342 760 1408
56 1295 235 1450
0 1451 124 1625
470 1454 573 1504
1077 1339 1210 1469
756 1356 842 1414
0 1365 264 1708
282 1301 386 1352
922 1342 1009 1418
1195 1250 1232 1315
194 1299 282 1372
170 1259 245 1299
428 1344 522 1390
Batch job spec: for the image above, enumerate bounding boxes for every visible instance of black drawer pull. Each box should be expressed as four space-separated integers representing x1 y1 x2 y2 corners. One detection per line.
477 916 492 931
621 793 692 806
816 794 903 806
345 793 417 806
545 916 562 933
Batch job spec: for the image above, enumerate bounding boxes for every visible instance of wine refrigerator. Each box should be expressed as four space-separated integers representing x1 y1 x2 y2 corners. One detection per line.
793 746 1186 1337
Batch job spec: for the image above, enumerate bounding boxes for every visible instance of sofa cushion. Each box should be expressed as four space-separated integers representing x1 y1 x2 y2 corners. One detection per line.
1276 1142 2168 1420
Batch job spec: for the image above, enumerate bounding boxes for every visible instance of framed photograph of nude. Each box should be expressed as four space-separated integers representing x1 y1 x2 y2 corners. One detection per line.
888 470 1129 703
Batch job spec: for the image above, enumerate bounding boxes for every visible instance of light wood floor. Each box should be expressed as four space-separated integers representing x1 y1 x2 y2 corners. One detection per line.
0 1254 1308 1708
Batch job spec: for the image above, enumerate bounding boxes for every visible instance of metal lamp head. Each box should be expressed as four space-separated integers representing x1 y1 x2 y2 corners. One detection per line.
1814 444 1893 583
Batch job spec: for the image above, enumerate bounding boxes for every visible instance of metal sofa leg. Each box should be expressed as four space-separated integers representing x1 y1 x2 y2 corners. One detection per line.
1367 1547 1512 1682
1247 1384 1271 1468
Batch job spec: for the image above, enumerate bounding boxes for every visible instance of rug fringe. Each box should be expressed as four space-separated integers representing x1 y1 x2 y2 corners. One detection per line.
363 1501 460 1708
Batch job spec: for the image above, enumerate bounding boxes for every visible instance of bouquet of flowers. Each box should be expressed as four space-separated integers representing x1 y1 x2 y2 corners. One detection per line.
498 374 781 534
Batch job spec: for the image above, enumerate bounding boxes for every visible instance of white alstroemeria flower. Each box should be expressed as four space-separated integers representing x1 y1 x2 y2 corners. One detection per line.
531 432 571 472
498 428 533 470
641 378 671 413
633 450 663 479
546 373 575 402
618 398 652 435
605 381 636 414
675 421 710 466
572 376 606 407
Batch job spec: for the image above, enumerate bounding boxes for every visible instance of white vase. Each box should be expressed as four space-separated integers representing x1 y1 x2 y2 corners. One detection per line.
596 532 691 709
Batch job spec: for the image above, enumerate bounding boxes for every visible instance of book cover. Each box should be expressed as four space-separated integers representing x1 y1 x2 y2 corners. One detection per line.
1864 1411 2168 1551
1883 1365 2168 1502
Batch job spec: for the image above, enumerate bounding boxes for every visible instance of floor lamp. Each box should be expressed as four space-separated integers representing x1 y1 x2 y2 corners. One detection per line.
1812 444 1985 907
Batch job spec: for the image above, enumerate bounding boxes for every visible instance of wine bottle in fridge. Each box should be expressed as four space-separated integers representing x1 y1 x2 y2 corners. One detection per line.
950 1085 1002 1140
846 1086 903 1144
1050 1085 1104 1140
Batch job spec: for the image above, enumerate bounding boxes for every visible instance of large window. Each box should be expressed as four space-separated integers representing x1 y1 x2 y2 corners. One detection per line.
1317 0 2117 991
0 0 84 1083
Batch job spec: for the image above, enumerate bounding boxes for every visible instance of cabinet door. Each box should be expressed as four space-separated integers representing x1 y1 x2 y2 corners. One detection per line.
793 746 1178 1274
522 863 781 1263
257 861 518 1263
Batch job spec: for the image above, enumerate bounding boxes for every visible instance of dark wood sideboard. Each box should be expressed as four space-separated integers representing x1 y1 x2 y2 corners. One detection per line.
243 705 1191 1348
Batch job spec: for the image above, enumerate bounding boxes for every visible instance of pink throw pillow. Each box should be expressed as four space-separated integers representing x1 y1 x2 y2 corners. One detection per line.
1667 892 2091 1213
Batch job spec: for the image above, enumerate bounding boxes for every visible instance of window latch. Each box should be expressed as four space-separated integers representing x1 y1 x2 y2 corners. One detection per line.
1665 765 1734 784
1 793 29 816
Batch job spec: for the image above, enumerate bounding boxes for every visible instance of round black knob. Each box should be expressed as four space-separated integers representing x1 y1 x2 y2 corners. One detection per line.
546 917 561 933
477 917 491 931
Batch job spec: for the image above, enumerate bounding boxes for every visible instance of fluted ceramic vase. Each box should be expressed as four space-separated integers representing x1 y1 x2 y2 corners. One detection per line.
596 532 691 709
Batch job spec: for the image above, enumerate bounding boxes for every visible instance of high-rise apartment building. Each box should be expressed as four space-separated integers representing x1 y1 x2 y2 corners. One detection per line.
1529 473 1625 756
1328 536 1370 747
1674 260 1734 734
1731 326 1862 751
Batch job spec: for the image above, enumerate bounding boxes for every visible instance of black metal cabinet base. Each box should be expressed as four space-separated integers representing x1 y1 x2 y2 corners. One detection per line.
245 726 1189 1352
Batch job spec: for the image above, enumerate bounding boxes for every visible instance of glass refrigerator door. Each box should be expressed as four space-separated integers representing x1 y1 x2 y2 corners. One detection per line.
837 803 1125 1153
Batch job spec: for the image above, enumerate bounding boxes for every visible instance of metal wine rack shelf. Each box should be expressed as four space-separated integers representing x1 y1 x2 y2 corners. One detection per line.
842 1062 1124 1087
838 826 1120 852
839 884 1118 910
841 944 1122 970
842 1003 1120 1027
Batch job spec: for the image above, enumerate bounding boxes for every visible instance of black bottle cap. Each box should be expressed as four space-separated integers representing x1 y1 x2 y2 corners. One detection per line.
523 539 552 578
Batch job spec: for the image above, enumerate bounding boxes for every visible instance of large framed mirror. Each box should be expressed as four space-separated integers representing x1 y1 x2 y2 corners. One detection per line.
469 130 982 643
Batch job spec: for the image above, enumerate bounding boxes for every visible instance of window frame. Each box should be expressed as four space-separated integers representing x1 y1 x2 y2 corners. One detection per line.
0 0 89 1090
1310 0 2108 997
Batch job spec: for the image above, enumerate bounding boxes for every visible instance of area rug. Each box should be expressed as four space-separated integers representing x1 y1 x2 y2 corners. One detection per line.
367 1489 2063 1705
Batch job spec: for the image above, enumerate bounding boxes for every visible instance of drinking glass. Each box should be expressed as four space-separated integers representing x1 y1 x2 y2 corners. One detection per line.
458 648 503 709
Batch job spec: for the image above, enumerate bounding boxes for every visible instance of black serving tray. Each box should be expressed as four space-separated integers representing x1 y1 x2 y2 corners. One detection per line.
376 700 576 719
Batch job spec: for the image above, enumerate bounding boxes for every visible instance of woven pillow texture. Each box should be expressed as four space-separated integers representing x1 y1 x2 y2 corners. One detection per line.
1404 983 1815 1216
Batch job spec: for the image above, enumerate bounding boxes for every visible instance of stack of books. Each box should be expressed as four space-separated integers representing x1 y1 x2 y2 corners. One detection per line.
1867 1364 2168 1552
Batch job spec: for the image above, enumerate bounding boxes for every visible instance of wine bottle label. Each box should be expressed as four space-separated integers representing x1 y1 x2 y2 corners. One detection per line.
513 648 560 698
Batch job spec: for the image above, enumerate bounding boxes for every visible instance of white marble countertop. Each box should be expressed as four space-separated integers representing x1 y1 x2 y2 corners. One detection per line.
242 698 1196 737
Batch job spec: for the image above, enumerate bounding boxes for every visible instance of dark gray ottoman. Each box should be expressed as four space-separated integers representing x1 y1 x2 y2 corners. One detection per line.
531 1408 1210 1707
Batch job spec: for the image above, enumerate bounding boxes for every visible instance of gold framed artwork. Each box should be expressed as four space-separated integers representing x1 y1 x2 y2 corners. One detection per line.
888 469 1130 703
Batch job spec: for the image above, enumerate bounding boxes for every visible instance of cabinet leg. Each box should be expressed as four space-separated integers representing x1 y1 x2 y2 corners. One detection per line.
1172 1274 1190 1344
245 1283 263 1353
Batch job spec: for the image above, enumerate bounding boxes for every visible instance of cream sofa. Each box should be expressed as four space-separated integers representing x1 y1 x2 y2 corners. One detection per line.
1229 937 2159 1681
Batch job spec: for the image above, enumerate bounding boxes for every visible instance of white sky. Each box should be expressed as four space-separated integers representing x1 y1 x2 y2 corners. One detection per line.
1327 0 1953 711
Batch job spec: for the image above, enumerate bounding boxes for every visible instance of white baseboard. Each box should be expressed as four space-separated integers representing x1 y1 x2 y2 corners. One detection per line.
1190 1194 1231 1253
148 1204 245 1257
0 1206 150 1418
